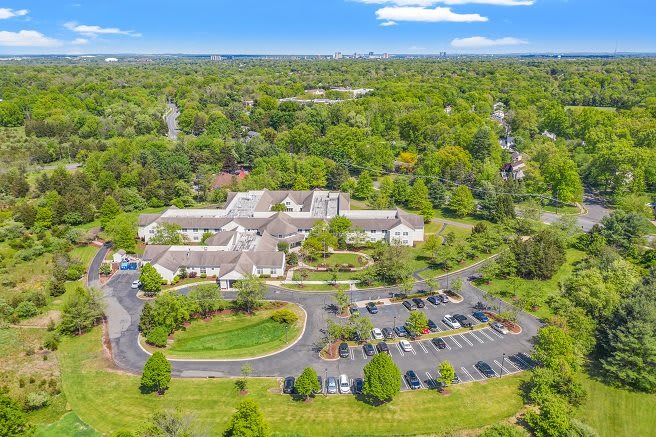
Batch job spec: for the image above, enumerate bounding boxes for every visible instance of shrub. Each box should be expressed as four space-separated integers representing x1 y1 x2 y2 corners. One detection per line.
25 391 50 410
65 263 86 281
171 275 180 285
200 273 207 278
14 301 39 319
99 263 112 275
271 308 298 325
43 332 61 351
188 271 197 278
146 326 169 348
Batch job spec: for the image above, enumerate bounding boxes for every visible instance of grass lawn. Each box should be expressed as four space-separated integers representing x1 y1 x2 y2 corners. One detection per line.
35 412 100 437
577 374 655 437
477 248 586 319
150 304 305 359
69 245 99 268
293 270 361 281
281 283 342 292
59 327 526 436
306 252 366 268
424 221 442 234
441 224 472 240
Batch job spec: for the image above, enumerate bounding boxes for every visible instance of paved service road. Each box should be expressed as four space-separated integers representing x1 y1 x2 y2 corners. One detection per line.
100 248 541 385
165 102 180 140
542 192 610 232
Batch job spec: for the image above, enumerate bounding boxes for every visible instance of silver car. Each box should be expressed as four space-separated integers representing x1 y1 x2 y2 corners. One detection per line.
491 322 509 335
326 376 338 394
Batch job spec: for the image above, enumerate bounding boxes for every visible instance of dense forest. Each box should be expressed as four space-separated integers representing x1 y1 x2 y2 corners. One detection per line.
0 58 655 436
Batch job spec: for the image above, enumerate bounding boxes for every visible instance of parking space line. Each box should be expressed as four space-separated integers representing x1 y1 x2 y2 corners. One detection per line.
426 372 435 388
505 359 521 372
460 367 475 381
468 331 484 343
459 334 473 346
494 359 513 375
361 349 367 360
350 349 355 360
402 376 409 390
396 343 405 357
418 377 425 389
410 345 417 355
479 330 494 341
513 354 530 368
472 366 486 379
417 341 429 353
449 336 462 348
488 328 503 338
429 340 440 352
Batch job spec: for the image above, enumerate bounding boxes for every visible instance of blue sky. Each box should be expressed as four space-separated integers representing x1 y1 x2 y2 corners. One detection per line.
0 0 654 54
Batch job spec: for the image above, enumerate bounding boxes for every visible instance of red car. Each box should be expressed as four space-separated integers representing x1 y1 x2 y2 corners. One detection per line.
421 328 431 335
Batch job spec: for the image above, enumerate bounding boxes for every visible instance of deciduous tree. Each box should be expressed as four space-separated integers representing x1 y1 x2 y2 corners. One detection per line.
362 352 401 403
140 352 172 394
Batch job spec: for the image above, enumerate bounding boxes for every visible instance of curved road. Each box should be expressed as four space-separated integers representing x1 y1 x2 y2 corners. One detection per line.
100 257 541 379
165 102 180 140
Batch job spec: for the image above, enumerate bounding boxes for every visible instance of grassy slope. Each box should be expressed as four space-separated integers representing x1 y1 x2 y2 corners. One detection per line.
477 248 586 319
577 375 655 437
60 327 525 436
156 304 304 359
35 412 100 437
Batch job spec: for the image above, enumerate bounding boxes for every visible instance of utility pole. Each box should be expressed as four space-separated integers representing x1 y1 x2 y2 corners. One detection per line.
499 353 506 378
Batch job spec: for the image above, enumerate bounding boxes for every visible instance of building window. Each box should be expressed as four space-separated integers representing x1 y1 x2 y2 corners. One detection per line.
403 232 409 236
271 269 277 275
200 267 207 274
370 230 377 234
395 232 400 236
285 201 290 205
203 229 209 233
182 228 189 232
193 236 199 241
192 228 199 233
403 240 409 244
286 208 293 212
256 268 263 275
149 230 154 234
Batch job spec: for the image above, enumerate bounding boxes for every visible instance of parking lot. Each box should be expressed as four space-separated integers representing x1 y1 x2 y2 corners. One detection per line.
310 295 538 393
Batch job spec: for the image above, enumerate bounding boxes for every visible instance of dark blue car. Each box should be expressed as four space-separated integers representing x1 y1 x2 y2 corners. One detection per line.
472 311 489 322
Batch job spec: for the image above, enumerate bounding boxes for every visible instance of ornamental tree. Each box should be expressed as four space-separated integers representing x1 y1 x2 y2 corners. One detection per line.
362 352 401 403
295 367 320 400
223 399 270 437
140 263 163 294
406 311 428 334
140 352 172 394
437 360 456 388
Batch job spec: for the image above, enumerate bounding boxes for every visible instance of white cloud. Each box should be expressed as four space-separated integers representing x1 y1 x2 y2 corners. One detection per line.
354 0 533 5
450 36 528 48
64 22 142 37
71 38 89 45
376 6 488 22
0 30 60 47
0 8 29 19
380 20 398 26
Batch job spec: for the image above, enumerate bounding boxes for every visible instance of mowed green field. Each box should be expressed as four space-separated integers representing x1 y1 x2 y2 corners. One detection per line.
577 375 656 437
160 304 305 359
60 328 525 436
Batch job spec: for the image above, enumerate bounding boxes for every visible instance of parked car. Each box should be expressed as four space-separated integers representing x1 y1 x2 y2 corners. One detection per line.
376 342 390 354
453 314 470 326
475 361 496 378
431 337 447 349
339 342 350 358
339 374 351 394
393 326 409 337
439 294 450 303
491 322 509 335
451 375 461 384
381 327 394 339
349 305 360 316
468 273 483 281
353 377 364 394
363 343 375 356
371 328 384 340
131 280 142 289
366 302 379 314
405 370 421 389
472 311 489 322
427 319 438 332
427 295 441 306
314 376 323 394
402 300 415 311
412 298 425 308
326 376 337 394
399 340 413 352
351 331 361 342
283 376 295 394
443 314 462 329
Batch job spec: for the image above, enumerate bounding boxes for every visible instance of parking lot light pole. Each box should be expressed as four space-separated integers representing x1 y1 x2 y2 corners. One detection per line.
393 316 397 330
324 368 328 397
500 353 506 378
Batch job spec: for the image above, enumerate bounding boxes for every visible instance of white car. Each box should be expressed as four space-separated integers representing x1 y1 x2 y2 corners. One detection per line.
399 340 413 352
338 374 351 394
371 328 384 340
131 280 142 289
491 322 509 335
443 314 462 329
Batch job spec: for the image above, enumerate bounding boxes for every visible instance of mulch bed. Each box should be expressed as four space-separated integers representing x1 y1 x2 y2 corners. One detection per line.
483 311 522 334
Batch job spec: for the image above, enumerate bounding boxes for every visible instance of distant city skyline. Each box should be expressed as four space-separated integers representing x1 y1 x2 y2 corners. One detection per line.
0 1 654 55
